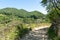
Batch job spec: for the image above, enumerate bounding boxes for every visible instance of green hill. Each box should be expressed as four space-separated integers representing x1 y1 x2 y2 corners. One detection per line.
0 8 50 40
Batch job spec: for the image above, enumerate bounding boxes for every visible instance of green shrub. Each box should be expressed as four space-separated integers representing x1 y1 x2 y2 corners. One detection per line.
16 23 31 39
54 36 60 40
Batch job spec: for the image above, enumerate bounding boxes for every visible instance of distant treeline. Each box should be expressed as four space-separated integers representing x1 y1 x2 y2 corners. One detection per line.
0 8 44 19
0 8 50 24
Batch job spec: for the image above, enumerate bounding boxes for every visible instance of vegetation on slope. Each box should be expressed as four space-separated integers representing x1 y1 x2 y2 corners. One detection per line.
0 7 50 40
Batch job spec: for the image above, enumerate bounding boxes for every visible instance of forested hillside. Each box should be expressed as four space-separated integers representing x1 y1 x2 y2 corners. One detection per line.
0 8 50 40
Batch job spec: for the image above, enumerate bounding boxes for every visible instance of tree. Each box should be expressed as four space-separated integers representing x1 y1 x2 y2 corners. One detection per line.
41 0 60 40
41 0 60 16
41 0 60 10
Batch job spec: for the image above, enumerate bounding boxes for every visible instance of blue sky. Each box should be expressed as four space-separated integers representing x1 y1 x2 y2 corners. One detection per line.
0 0 47 14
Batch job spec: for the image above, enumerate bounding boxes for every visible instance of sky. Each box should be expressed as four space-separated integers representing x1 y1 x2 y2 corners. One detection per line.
0 0 47 14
